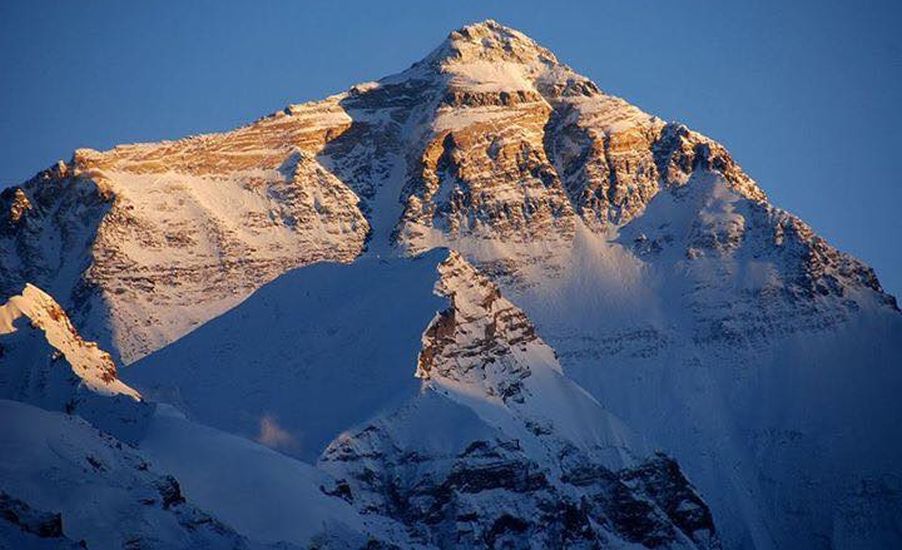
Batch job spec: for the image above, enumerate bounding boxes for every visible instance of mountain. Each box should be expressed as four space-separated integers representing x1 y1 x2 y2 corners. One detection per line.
0 145 368 364
2 19 901 549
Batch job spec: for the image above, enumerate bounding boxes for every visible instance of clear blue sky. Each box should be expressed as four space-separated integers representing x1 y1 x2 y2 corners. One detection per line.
2 1 900 297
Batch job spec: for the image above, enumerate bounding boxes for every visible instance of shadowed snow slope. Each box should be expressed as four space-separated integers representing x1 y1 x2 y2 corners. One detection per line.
125 251 448 462
129 250 720 548
136 404 389 548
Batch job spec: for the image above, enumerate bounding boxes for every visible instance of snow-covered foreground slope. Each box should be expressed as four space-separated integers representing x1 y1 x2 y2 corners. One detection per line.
0 399 256 549
136 404 390 548
0 293 401 548
0 397 403 549
0 288 409 548
2 18 901 549
0 258 719 547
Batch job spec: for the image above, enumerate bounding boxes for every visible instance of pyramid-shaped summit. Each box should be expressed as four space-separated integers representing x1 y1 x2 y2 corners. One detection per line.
403 19 603 101
423 19 562 67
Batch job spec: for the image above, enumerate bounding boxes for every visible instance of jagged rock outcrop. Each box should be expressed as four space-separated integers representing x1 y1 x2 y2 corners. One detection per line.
416 251 537 402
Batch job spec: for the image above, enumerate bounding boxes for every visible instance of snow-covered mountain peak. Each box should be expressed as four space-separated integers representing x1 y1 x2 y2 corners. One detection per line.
436 19 558 68
0 20 806 365
410 19 597 100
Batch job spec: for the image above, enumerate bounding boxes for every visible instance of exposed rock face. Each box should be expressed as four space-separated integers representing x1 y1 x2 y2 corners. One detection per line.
0 283 151 441
397 85 576 252
321 391 718 550
0 492 65 540
0 491 84 549
416 251 537 402
392 22 582 276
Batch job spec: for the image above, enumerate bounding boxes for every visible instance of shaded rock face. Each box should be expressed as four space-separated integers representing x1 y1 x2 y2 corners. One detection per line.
0 491 85 549
0 492 65 540
618 455 717 545
321 394 718 549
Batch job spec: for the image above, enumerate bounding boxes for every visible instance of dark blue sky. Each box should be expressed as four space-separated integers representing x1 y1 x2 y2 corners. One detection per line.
2 1 900 296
